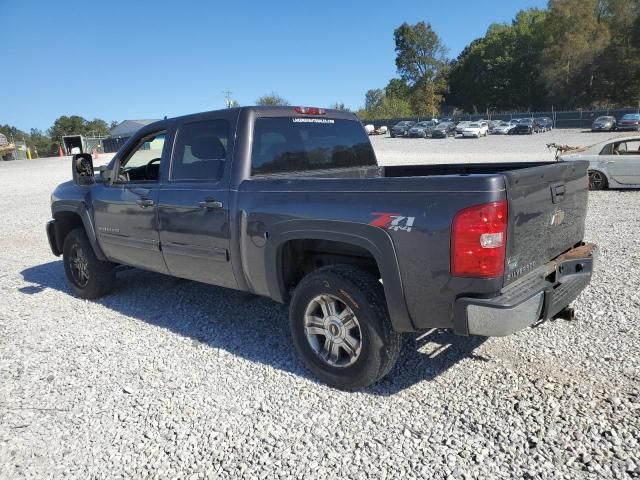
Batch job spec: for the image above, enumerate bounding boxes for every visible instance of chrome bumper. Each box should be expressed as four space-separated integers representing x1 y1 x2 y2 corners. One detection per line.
453 243 597 337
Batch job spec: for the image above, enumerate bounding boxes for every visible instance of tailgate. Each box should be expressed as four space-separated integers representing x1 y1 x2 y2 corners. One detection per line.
503 161 589 286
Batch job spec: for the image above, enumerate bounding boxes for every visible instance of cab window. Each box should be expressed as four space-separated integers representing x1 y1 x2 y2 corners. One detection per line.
115 131 166 183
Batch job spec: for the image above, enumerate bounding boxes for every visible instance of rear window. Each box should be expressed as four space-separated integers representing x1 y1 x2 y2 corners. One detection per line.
251 118 376 175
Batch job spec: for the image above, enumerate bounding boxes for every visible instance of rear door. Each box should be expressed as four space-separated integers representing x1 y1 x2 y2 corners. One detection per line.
605 138 640 184
157 114 237 289
502 161 589 286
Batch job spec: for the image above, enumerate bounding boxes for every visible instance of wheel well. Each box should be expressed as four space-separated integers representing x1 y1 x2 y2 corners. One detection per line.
52 211 84 252
280 239 380 300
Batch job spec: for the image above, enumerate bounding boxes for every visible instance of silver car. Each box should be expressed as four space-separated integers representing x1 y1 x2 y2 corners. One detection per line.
560 136 640 190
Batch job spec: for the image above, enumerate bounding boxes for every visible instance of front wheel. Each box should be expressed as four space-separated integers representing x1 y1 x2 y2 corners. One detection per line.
588 170 608 191
289 265 402 390
63 228 116 299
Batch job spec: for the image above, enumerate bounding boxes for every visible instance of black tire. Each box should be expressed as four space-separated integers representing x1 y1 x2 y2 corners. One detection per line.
289 265 402 390
2 153 14 161
588 170 608 191
63 227 116 299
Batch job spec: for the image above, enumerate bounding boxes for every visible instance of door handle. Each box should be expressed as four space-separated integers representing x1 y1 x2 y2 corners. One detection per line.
136 198 155 208
198 199 223 210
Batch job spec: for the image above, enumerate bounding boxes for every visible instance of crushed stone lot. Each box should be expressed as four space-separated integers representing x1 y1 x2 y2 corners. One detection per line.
1 129 639 479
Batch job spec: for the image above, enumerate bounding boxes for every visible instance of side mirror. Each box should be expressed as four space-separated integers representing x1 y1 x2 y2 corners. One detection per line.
72 153 95 186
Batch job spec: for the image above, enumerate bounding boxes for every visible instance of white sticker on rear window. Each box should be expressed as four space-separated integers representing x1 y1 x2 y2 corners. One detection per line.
292 118 335 124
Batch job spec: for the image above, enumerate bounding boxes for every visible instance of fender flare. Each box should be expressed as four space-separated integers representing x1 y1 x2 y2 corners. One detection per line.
52 202 107 261
265 219 415 332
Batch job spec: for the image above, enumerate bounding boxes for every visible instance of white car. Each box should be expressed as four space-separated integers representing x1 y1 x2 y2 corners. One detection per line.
560 136 640 190
492 121 513 135
461 122 489 138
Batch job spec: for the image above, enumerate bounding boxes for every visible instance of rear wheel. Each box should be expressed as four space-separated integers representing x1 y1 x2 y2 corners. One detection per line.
588 170 608 191
289 265 402 390
2 153 14 161
63 228 116 299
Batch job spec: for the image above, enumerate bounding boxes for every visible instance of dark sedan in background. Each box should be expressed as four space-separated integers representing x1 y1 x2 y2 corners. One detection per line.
591 116 617 132
618 113 640 131
510 118 539 134
389 121 415 137
407 120 437 138
431 122 456 138
535 117 553 131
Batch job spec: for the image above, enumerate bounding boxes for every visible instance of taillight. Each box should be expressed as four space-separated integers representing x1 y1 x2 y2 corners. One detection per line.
451 200 508 278
294 106 325 115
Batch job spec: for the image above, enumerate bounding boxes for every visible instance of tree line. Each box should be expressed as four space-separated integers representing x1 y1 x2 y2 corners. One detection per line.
0 116 115 157
359 0 640 120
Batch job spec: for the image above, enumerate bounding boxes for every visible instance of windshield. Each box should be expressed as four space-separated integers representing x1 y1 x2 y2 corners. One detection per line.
468 123 480 128
251 117 377 175
595 117 611 122
415 122 430 127
520 119 533 125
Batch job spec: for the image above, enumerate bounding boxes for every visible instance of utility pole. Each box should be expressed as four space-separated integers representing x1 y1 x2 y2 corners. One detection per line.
223 90 233 108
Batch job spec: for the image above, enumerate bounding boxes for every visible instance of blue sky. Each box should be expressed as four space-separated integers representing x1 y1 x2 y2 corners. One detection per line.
3 0 546 132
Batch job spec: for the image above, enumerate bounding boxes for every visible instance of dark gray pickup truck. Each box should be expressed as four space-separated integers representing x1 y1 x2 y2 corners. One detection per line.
47 106 597 389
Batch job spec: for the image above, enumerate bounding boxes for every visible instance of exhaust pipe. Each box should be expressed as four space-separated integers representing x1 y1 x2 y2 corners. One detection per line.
554 307 576 321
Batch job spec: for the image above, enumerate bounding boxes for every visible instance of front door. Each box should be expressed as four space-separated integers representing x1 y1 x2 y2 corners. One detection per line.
158 118 237 289
605 138 640 184
93 129 169 273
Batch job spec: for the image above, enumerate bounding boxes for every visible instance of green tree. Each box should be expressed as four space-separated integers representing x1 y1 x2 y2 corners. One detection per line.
47 115 87 139
384 78 411 100
364 89 384 111
85 119 110 136
393 22 448 116
255 93 290 106
540 0 610 107
394 22 448 84
29 128 53 157
592 0 640 106
447 9 548 112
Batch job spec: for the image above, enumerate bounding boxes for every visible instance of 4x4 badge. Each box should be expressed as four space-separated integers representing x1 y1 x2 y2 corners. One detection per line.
369 212 415 232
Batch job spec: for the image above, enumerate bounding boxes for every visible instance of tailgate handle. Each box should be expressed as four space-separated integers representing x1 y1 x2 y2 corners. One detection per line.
551 183 565 204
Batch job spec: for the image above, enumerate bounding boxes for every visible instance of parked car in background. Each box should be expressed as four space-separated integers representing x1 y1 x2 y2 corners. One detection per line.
560 136 640 190
488 120 502 133
510 118 540 135
431 122 456 138
365 125 388 136
461 122 489 138
617 113 640 131
509 119 522 126
455 121 471 135
408 121 437 138
491 121 514 135
591 116 617 132
390 121 415 138
535 117 553 132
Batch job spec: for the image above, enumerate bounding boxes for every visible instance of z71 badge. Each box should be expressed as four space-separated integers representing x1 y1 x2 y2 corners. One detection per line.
369 212 415 232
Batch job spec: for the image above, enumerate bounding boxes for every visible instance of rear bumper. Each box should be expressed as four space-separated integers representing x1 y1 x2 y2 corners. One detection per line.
453 242 597 337
46 220 62 256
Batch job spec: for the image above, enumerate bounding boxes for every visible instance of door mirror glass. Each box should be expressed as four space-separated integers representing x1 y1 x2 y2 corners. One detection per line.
72 153 95 186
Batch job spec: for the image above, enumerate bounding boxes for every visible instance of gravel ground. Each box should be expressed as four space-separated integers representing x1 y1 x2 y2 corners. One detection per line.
1 130 638 479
